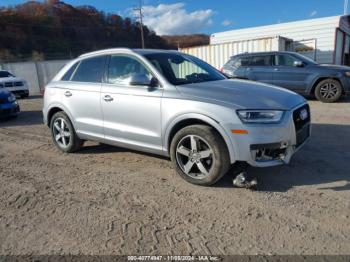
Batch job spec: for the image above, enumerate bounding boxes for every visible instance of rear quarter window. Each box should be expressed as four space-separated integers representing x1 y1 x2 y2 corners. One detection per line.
71 56 106 83
61 62 79 81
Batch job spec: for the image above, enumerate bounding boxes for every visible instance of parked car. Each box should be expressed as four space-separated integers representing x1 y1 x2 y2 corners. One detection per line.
0 70 29 98
0 89 20 119
43 48 310 186
222 51 350 103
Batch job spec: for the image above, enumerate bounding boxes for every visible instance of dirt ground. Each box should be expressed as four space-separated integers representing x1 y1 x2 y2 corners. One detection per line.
0 96 349 255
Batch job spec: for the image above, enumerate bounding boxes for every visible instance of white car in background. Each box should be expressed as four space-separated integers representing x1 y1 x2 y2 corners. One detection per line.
0 70 29 98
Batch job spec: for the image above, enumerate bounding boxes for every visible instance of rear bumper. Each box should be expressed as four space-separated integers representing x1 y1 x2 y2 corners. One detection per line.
0 102 20 118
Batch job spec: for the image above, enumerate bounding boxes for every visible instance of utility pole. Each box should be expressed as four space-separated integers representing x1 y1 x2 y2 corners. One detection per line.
345 0 349 15
134 0 145 49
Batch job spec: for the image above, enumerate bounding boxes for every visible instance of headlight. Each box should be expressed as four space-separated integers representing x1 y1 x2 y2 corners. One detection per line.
345 72 350 77
237 110 284 124
7 93 16 103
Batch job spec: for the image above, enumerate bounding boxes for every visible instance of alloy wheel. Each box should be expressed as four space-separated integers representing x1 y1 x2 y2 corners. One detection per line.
52 118 71 149
175 135 214 179
319 82 339 100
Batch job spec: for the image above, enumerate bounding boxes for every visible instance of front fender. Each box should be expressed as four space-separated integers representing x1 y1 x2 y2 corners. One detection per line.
163 113 237 164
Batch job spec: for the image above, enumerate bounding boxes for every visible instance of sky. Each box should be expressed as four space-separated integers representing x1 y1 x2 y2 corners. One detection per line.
1 0 349 35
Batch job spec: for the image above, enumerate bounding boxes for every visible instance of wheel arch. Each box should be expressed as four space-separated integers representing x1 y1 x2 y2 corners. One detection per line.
309 77 344 95
164 113 236 163
46 104 75 128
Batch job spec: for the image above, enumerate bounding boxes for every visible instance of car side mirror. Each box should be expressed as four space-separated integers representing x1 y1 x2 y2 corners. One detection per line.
128 73 152 86
294 61 304 67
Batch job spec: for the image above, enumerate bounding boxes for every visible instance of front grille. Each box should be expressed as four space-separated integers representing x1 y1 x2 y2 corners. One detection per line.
4 82 13 87
293 104 311 147
293 104 310 131
15 81 23 86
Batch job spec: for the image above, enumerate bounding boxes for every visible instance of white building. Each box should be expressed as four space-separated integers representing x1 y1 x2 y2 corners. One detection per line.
180 15 350 69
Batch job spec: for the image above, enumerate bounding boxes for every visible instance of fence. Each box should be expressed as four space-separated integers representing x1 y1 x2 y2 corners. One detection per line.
0 59 69 95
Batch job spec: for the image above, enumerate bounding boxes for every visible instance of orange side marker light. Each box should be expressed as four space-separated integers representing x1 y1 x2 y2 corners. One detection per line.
231 129 248 135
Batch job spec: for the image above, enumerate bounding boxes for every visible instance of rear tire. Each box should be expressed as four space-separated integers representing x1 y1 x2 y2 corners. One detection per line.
50 111 83 153
314 79 342 103
170 125 230 186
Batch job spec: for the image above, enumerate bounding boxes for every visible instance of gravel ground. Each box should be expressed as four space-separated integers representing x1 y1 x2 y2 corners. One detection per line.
0 96 349 255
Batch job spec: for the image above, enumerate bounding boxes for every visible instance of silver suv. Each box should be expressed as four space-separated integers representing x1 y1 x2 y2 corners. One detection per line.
43 48 310 186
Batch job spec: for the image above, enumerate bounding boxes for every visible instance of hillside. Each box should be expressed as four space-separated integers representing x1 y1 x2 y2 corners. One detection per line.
0 0 175 62
162 34 210 49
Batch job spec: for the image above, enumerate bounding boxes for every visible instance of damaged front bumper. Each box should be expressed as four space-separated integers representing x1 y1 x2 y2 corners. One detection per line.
227 103 311 168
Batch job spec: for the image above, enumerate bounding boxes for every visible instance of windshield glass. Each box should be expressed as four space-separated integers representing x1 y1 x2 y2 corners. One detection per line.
293 53 318 65
0 71 14 78
144 53 226 85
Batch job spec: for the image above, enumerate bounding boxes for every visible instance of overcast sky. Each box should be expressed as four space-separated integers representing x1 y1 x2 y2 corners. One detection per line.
2 0 348 35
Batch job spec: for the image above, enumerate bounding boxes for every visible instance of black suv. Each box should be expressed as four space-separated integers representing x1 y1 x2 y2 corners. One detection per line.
222 51 350 102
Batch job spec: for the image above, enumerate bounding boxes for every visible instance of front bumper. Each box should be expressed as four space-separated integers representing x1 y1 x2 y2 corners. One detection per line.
339 77 350 96
12 89 29 97
0 102 20 118
225 103 310 167
4 84 30 97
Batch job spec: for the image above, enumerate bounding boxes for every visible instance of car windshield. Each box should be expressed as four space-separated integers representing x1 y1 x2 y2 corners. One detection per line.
292 53 318 65
0 71 14 78
144 53 226 85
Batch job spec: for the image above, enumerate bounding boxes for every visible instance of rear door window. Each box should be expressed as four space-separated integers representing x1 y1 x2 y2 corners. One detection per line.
250 55 273 66
71 56 106 83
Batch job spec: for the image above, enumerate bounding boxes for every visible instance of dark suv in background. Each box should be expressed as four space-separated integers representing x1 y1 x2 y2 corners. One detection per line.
222 51 350 103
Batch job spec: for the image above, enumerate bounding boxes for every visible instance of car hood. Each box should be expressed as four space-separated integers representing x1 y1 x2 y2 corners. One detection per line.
316 64 350 71
176 79 305 110
0 76 24 83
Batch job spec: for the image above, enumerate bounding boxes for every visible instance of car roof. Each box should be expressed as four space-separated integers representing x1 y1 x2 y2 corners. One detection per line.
79 48 181 58
232 51 299 58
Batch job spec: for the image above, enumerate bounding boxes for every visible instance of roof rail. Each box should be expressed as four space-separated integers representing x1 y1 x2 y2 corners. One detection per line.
79 48 133 58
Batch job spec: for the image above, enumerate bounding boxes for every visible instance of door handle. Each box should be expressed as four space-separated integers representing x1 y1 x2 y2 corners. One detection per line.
64 91 72 97
274 68 279 71
103 95 114 102
246 68 251 71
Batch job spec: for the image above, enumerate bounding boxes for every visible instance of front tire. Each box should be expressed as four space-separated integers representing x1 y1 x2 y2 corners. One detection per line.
50 111 83 153
314 79 342 103
170 125 230 186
